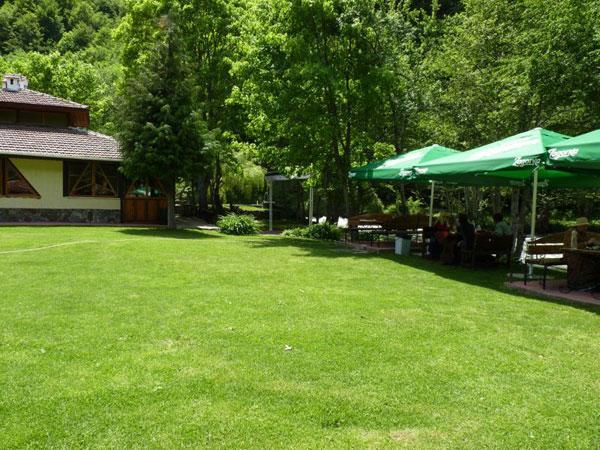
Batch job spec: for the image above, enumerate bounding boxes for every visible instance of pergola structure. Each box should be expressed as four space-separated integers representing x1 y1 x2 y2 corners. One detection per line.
264 172 312 232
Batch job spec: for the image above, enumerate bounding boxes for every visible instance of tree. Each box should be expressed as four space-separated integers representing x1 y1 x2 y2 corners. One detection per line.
234 0 419 218
117 8 206 229
179 0 242 213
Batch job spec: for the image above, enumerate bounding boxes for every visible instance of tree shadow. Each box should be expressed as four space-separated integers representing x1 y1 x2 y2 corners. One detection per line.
247 236 376 259
117 228 222 240
248 236 600 314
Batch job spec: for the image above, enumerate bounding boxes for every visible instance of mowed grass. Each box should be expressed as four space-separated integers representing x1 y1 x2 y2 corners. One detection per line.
0 227 598 449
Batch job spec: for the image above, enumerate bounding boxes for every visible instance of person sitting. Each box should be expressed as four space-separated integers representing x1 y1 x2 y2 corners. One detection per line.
563 217 600 290
446 213 474 264
428 213 451 259
493 213 511 236
457 213 475 251
563 217 598 249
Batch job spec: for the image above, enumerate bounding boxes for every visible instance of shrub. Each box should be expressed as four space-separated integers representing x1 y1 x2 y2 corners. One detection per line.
281 227 306 238
216 213 259 235
282 222 341 241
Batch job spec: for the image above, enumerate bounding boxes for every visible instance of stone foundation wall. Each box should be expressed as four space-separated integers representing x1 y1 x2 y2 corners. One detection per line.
0 208 122 224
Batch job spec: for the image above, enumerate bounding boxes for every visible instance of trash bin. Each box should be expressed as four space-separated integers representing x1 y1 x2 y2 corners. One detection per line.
395 234 412 256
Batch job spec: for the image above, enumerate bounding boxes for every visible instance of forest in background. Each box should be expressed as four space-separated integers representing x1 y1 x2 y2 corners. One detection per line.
0 0 599 229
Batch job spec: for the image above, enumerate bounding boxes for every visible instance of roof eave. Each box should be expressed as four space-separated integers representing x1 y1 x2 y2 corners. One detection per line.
0 150 122 163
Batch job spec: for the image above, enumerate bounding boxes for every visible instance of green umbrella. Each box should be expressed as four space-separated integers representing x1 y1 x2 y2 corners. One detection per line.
547 128 600 171
413 127 600 189
414 128 569 182
414 127 600 240
348 145 458 181
349 145 459 226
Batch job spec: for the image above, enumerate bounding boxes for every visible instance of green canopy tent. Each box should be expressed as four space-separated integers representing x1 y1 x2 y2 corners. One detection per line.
414 128 600 238
547 129 600 171
349 145 459 225
349 145 458 181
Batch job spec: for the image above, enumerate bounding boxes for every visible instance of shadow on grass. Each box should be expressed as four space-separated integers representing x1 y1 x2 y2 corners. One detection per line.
117 228 222 240
249 235 600 314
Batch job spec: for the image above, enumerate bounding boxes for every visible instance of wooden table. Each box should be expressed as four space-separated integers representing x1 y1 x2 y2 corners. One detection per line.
563 248 600 290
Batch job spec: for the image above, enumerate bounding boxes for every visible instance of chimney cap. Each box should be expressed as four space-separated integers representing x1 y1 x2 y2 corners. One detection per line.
2 74 28 92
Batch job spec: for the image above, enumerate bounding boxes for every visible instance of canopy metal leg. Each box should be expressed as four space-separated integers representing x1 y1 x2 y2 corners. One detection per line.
428 181 436 227
528 169 539 276
530 168 539 239
308 186 314 226
268 181 273 232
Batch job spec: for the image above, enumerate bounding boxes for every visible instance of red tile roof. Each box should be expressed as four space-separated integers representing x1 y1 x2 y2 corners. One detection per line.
0 124 121 162
0 88 88 110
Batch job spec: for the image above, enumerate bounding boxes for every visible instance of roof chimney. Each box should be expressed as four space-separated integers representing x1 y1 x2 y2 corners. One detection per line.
2 74 28 92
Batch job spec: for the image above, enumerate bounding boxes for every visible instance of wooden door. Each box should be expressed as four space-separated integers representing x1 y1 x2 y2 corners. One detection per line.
122 180 167 224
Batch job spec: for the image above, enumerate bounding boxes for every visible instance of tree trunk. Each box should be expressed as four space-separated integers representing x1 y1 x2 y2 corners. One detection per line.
492 187 503 215
396 184 407 216
166 181 177 230
197 175 209 212
510 187 521 256
211 156 224 213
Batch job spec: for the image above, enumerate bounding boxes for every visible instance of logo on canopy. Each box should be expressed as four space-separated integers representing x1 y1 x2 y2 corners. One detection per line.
512 156 541 168
414 167 429 175
398 169 412 178
548 148 579 160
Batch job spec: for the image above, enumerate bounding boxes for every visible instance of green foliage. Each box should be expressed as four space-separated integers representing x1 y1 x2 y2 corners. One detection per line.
282 222 341 241
232 0 421 217
221 142 265 205
216 213 259 235
116 4 208 228
406 196 424 215
117 9 204 183
0 0 123 55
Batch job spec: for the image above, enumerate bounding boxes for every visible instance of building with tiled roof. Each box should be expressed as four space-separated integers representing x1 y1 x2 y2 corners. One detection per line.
0 74 166 224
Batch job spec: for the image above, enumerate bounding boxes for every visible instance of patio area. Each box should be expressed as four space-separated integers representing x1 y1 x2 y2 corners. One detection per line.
506 279 600 307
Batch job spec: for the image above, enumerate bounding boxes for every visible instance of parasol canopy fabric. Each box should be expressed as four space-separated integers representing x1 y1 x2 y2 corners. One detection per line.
348 145 458 181
547 129 600 171
412 128 600 188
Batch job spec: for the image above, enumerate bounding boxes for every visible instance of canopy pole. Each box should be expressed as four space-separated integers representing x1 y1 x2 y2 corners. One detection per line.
308 186 314 226
428 181 436 227
530 169 539 239
527 169 539 276
268 181 273 232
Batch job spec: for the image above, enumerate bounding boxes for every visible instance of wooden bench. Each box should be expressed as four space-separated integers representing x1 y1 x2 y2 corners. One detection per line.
347 213 430 253
462 233 514 267
523 233 566 289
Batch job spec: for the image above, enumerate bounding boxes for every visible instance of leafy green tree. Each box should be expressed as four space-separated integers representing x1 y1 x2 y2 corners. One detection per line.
234 0 417 217
117 8 206 229
179 0 242 213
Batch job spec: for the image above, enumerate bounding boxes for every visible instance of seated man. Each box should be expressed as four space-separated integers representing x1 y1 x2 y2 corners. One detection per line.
457 213 475 250
563 217 600 290
493 213 511 236
563 217 598 249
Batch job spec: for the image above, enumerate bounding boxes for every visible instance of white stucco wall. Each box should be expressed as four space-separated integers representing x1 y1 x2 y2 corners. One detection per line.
0 157 120 210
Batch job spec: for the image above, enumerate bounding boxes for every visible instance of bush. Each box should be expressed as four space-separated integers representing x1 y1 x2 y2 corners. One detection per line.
282 222 341 241
216 213 259 235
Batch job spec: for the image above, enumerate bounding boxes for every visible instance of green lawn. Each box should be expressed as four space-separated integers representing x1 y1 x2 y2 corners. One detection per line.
1 227 598 449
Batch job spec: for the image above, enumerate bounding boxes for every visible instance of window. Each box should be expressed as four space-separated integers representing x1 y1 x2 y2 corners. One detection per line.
19 110 44 126
125 179 165 198
44 112 69 127
0 109 17 123
0 158 40 197
64 161 119 197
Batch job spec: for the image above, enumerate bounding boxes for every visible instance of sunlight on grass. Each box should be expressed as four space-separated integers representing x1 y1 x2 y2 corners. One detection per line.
0 227 598 448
